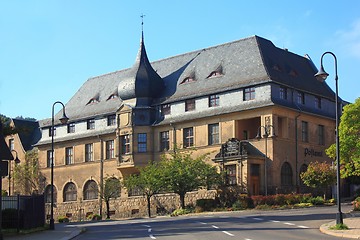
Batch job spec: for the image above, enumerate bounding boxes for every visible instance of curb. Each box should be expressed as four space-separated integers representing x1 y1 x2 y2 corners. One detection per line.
60 227 86 240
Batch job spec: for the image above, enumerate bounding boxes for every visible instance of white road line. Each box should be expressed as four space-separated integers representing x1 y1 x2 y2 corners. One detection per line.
298 225 309 229
197 221 207 225
148 228 152 232
270 220 280 223
222 231 235 236
284 222 295 226
245 238 253 240
149 234 156 239
212 225 219 229
142 224 151 228
253 217 263 221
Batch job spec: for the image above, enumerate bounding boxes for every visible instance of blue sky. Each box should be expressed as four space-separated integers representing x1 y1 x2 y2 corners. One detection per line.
1 1 359 120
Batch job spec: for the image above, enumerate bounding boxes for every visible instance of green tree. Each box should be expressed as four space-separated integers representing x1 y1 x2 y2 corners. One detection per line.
102 176 121 219
162 150 221 209
300 161 336 200
13 148 46 195
124 162 165 217
326 97 360 178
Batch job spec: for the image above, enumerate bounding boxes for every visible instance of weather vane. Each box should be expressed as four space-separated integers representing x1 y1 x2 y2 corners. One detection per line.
140 14 145 31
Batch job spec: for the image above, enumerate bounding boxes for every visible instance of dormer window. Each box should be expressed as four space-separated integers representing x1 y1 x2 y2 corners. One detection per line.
87 98 99 105
180 76 196 85
107 94 118 101
207 71 223 79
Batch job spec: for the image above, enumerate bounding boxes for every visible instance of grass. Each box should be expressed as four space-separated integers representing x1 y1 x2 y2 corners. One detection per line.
329 223 349 230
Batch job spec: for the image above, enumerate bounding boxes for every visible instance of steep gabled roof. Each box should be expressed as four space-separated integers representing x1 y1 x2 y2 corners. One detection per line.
12 119 41 151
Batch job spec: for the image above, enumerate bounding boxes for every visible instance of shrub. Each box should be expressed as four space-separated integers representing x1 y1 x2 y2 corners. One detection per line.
58 216 69 223
170 208 192 217
309 196 325 205
91 214 102 221
196 199 216 212
216 185 245 208
353 197 360 211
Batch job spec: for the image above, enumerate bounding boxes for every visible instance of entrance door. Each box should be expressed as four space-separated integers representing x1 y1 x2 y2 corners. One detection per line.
250 164 260 195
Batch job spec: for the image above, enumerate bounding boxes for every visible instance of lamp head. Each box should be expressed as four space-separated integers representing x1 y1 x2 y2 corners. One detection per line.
314 65 329 82
15 156 20 164
255 132 262 140
59 113 69 125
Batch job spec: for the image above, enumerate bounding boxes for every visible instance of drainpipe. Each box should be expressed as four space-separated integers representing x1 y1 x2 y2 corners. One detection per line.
170 123 176 153
292 89 302 193
98 136 104 218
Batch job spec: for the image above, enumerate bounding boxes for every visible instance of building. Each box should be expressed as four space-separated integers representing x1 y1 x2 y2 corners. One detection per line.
10 33 340 219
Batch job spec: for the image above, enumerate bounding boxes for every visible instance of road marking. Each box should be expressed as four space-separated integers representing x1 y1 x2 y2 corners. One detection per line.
245 239 253 240
142 224 151 228
253 217 263 221
149 234 156 239
148 228 152 232
212 225 219 229
284 222 295 226
298 225 309 228
222 231 234 236
197 221 207 225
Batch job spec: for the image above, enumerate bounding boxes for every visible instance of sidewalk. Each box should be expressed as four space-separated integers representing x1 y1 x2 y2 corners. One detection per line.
320 212 360 239
4 223 84 240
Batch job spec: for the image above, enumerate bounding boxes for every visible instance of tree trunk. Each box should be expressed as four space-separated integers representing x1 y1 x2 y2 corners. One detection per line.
179 193 185 209
106 200 110 219
147 195 151 218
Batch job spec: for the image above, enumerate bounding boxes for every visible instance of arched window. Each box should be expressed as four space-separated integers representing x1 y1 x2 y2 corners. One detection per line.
299 164 308 186
83 180 98 200
281 162 293 186
63 182 77 202
45 185 57 203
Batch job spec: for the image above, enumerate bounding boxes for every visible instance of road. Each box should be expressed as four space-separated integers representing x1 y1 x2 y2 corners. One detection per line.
72 204 353 240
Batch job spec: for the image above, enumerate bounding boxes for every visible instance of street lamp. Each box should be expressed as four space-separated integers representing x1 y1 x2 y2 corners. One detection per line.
9 150 21 195
256 125 275 196
315 52 343 225
50 101 69 230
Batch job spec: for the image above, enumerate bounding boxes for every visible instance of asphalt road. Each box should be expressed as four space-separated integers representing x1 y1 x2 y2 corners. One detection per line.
72 204 353 240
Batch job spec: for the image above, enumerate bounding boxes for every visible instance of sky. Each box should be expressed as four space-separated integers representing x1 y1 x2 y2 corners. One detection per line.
1 1 360 120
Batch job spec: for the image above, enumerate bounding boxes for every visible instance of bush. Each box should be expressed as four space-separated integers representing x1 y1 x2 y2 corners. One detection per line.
353 197 360 211
216 186 245 208
196 199 216 212
309 196 325 205
87 214 101 221
170 208 192 217
58 216 69 223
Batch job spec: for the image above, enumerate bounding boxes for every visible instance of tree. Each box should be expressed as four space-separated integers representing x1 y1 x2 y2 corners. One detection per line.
326 97 360 178
300 161 336 200
162 150 221 209
13 148 46 195
102 176 121 219
124 162 165 217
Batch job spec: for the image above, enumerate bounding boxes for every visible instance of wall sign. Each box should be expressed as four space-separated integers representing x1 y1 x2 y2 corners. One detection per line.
304 148 323 157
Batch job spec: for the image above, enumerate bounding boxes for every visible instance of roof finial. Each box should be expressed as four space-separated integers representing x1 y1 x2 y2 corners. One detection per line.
140 14 145 32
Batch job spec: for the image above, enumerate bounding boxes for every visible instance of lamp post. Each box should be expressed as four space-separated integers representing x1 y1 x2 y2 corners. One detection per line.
9 150 21 195
315 52 343 225
256 125 275 196
50 101 69 230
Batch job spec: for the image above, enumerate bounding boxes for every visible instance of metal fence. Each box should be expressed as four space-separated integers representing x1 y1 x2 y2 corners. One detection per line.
2 194 45 230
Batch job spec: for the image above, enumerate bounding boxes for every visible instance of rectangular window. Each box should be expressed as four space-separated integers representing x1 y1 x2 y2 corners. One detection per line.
8 139 14 151
106 140 115 159
121 135 130 154
47 150 53 168
280 87 287 100
225 165 237 185
137 133 147 153
297 92 305 105
65 147 73 165
85 143 93 162
161 104 171 115
67 123 75 133
318 125 325 145
49 127 56 137
185 99 195 112
183 127 194 148
208 123 219 145
301 121 308 142
160 131 170 151
315 96 322 109
209 94 220 107
107 115 116 126
243 87 255 101
87 119 95 130
243 130 249 140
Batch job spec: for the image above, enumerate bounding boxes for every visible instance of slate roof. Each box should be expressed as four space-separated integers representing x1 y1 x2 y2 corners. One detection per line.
43 35 336 127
